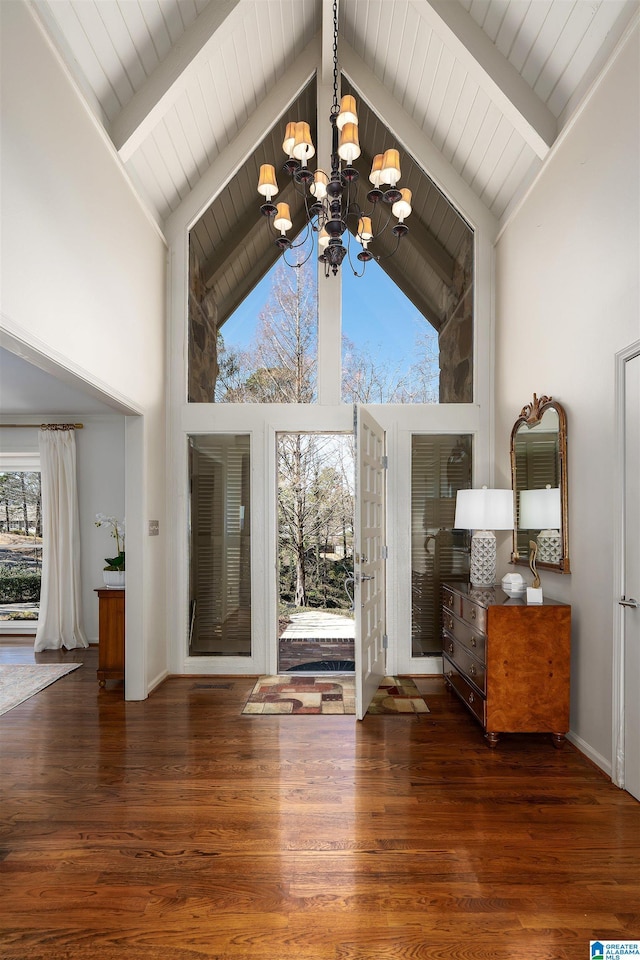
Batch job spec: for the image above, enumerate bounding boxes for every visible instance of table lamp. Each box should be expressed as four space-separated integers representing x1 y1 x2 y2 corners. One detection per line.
519 485 561 563
454 487 514 586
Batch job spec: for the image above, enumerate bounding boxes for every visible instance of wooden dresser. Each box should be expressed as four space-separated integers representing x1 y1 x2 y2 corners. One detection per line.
95 588 125 688
442 582 570 748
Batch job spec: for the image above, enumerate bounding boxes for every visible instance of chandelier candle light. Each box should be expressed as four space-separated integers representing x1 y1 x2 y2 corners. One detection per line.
257 0 411 277
454 487 514 587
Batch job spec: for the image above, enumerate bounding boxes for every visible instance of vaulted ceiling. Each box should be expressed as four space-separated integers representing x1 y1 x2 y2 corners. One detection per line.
34 0 636 232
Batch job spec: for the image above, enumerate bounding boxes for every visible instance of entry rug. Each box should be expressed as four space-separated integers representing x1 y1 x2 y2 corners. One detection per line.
242 675 356 715
242 675 429 716
366 676 430 714
0 663 81 717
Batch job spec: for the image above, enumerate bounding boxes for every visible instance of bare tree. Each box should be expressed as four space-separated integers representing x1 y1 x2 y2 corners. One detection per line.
0 472 41 535
342 321 439 404
215 260 317 404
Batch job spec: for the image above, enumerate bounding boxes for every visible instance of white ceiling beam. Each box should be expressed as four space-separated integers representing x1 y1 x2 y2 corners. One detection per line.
322 0 336 86
165 35 321 238
338 39 497 238
412 0 556 160
111 0 243 162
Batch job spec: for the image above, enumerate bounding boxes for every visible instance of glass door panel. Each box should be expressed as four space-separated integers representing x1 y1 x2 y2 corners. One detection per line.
188 435 251 656
411 435 472 656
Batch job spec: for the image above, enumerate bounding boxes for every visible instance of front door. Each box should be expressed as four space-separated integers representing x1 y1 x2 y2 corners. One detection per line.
354 406 387 719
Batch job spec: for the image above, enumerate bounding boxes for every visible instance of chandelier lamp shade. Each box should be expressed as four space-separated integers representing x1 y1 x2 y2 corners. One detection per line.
454 487 514 587
256 0 411 277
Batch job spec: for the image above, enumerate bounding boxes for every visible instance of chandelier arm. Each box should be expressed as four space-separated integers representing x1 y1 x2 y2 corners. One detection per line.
371 206 394 240
372 230 403 263
345 237 368 278
288 220 313 250
300 187 324 228
281 240 314 269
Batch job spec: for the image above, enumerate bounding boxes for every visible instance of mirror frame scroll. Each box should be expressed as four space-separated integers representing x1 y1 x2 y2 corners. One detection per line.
510 394 570 574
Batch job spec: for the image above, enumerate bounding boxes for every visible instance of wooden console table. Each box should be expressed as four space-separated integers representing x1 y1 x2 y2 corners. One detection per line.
95 588 125 688
442 581 571 748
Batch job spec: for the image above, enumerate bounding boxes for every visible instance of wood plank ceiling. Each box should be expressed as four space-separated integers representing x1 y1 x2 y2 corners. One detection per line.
32 0 638 322
33 0 636 222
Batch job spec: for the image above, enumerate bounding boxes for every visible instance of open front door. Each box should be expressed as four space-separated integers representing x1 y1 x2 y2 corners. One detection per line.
354 406 387 719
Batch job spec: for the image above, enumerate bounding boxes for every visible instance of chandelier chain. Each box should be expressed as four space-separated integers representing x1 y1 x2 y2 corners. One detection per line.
332 0 339 114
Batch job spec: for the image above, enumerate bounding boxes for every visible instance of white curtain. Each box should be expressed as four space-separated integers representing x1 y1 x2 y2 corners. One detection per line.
34 427 88 651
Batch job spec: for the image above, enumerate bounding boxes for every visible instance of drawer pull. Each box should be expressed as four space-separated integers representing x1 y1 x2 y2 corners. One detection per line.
448 642 454 655
470 663 476 676
471 636 477 648
447 594 453 607
468 692 475 704
470 608 477 621
446 616 453 630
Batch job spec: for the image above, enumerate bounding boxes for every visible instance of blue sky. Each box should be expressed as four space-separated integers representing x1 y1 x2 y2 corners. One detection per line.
222 236 437 374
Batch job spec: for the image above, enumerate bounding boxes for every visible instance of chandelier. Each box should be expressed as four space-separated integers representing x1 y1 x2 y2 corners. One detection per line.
256 0 412 277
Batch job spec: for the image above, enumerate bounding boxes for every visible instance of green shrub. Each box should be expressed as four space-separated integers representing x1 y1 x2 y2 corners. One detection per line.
0 565 41 603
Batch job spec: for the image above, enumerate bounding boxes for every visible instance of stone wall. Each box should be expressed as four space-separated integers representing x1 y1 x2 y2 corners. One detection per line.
438 233 473 403
188 247 219 403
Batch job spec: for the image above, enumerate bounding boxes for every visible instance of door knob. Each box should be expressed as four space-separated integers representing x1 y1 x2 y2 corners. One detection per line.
619 597 638 608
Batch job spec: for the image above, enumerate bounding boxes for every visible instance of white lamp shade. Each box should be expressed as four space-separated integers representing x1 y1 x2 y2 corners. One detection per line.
454 488 514 531
519 486 561 529
392 188 412 222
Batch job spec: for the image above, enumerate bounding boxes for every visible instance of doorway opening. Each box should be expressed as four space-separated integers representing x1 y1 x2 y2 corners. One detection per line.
277 432 355 673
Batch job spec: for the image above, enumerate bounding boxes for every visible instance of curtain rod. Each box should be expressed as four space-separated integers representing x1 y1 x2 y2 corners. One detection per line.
0 423 84 429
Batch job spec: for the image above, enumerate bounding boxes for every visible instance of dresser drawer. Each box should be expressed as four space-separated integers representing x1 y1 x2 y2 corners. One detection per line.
443 654 486 726
442 634 486 694
441 610 486 662
442 585 461 616
460 596 487 634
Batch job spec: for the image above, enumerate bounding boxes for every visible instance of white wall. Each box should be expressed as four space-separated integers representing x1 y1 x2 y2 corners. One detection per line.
0 2 168 697
494 24 640 772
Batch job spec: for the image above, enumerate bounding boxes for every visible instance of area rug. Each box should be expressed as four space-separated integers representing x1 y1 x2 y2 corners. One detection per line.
242 675 356 715
365 676 430 714
242 675 429 716
0 663 82 717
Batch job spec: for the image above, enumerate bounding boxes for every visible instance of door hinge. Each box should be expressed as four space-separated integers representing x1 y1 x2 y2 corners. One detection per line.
381 545 389 560
381 455 388 469
383 634 388 649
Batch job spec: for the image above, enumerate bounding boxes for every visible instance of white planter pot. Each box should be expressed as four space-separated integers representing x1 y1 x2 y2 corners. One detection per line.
103 570 125 588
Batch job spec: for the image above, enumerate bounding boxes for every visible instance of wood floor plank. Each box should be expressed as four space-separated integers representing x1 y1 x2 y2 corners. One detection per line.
0 642 638 960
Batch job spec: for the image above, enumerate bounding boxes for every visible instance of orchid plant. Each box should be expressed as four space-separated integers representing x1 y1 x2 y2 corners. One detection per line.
95 514 125 571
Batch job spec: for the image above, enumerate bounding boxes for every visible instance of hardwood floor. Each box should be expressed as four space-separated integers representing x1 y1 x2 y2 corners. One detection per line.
1 640 638 960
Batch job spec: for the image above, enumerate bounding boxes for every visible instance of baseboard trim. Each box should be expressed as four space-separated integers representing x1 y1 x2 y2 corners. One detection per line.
567 730 612 779
147 668 169 695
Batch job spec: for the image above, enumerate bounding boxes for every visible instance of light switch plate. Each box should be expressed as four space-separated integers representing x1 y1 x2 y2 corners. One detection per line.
148 520 159 536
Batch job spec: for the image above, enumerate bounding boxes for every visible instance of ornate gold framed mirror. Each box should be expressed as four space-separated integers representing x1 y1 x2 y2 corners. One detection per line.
510 394 570 573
